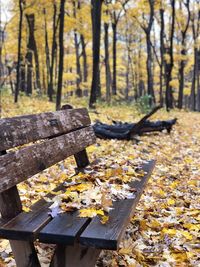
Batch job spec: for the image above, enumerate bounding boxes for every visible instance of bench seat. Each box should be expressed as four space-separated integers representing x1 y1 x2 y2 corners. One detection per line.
0 160 155 250
0 107 155 266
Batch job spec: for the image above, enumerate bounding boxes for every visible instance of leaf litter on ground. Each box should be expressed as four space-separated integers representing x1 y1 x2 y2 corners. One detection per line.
0 100 200 266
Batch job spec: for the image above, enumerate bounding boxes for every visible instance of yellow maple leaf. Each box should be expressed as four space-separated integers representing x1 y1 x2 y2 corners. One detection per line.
23 207 31 212
79 208 104 218
68 183 92 192
162 228 177 236
179 230 193 240
167 199 175 205
100 215 109 224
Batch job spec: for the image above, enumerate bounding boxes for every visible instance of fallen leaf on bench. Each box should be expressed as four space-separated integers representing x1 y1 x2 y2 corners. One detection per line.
23 206 31 212
67 183 92 192
100 215 109 224
48 196 62 218
101 192 113 212
79 208 104 218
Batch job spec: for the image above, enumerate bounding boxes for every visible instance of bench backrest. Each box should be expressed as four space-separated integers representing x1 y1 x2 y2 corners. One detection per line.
0 108 96 194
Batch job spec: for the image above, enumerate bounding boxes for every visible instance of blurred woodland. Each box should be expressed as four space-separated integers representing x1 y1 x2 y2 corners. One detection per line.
0 0 200 111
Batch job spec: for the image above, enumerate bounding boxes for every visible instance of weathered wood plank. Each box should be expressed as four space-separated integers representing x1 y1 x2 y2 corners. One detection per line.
0 126 96 192
74 150 90 169
38 212 90 245
0 108 91 151
10 241 41 267
0 152 41 267
0 202 90 245
0 201 51 241
0 177 89 243
50 244 101 267
79 160 156 250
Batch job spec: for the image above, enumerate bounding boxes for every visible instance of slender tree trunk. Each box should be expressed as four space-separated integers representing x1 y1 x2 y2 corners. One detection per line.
26 50 33 95
178 1 190 109
125 58 130 100
48 3 57 102
44 8 51 93
74 31 82 97
159 8 164 106
197 50 200 111
56 0 65 110
20 58 26 92
190 48 197 110
138 37 144 97
26 14 41 93
112 22 117 95
7 66 14 94
89 0 103 108
146 33 155 103
178 40 186 109
165 0 175 111
80 34 88 83
104 21 111 102
15 0 24 103
140 0 155 106
33 39 41 92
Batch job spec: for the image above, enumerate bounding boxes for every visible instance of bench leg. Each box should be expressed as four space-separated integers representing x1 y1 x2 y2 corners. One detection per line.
50 244 101 267
10 240 41 267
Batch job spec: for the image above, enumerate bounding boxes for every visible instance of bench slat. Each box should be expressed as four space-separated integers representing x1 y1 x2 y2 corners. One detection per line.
0 126 96 192
79 160 155 250
0 108 90 151
0 200 51 240
0 187 90 244
38 212 90 245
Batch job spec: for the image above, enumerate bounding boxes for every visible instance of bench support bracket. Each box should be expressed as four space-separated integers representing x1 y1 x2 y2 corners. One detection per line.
50 244 101 267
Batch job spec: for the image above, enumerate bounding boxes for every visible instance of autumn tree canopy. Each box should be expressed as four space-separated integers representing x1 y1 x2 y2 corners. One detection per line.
1 0 200 110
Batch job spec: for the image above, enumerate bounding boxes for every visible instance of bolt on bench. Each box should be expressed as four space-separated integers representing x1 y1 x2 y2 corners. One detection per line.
0 108 155 267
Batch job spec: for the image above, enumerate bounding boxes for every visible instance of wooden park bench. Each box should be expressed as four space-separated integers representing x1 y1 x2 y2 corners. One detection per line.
0 107 155 267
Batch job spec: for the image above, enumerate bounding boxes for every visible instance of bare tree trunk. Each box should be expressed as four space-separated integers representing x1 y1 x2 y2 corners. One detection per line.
80 34 88 83
142 0 155 105
56 0 66 110
112 21 117 95
20 58 26 92
197 50 200 111
178 0 190 109
146 34 155 103
15 0 24 103
165 0 176 111
26 44 33 95
26 14 41 93
74 31 82 97
48 2 58 102
89 0 103 108
159 7 165 106
7 66 14 94
104 20 111 102
44 8 51 94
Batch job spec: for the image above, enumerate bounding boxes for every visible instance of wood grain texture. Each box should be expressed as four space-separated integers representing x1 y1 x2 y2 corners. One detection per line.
0 152 41 267
0 126 96 192
0 108 91 151
0 193 41 267
10 241 41 267
0 201 51 241
79 160 156 250
0 180 89 243
50 244 101 267
74 149 90 170
38 212 90 245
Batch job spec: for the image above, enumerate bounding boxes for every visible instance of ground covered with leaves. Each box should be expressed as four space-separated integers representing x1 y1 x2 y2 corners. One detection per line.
0 95 200 266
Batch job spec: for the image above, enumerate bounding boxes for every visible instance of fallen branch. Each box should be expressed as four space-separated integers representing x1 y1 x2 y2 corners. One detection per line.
93 106 177 140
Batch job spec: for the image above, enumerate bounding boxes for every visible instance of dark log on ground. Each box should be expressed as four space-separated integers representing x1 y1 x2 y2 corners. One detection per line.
93 119 177 140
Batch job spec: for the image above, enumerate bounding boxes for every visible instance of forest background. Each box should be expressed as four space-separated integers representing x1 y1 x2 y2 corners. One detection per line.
0 0 200 112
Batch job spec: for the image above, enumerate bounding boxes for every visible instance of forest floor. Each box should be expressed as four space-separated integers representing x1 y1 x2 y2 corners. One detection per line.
0 94 200 267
